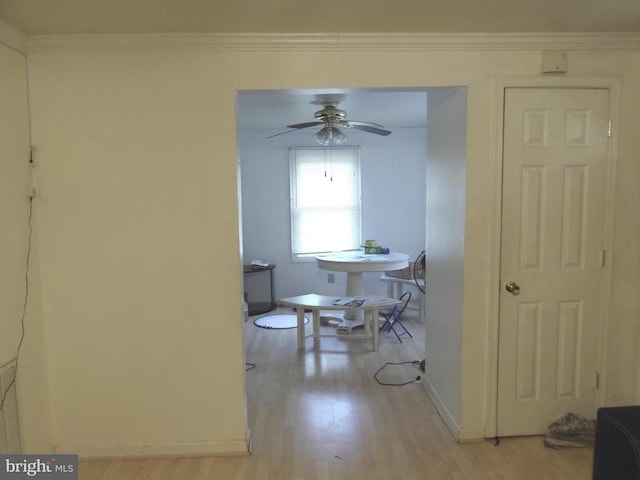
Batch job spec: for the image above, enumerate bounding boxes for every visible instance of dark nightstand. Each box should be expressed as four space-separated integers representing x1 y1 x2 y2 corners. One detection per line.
243 264 276 315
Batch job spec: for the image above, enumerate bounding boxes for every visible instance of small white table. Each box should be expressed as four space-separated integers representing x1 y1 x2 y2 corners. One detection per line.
278 294 401 351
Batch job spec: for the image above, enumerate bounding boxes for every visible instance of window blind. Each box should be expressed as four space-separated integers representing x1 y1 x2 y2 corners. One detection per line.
290 147 361 256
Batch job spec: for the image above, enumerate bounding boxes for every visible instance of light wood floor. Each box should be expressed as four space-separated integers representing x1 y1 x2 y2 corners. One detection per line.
79 308 593 479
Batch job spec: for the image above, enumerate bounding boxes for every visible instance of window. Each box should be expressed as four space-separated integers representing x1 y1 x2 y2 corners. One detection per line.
290 147 361 257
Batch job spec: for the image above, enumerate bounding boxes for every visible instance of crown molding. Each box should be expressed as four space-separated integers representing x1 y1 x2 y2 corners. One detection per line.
27 33 337 53
0 19 27 54
340 32 640 51
26 32 640 54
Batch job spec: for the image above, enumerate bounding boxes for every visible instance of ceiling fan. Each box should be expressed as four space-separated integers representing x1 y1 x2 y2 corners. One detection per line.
267 101 392 146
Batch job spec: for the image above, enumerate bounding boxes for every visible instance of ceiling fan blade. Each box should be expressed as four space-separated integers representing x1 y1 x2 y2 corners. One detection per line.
348 124 392 136
266 122 324 139
266 129 300 139
286 121 324 129
345 120 387 128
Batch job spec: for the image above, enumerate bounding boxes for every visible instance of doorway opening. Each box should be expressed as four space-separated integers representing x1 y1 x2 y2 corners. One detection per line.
236 88 429 302
235 85 469 442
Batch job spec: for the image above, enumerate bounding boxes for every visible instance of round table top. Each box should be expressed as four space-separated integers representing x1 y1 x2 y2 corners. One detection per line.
315 251 409 273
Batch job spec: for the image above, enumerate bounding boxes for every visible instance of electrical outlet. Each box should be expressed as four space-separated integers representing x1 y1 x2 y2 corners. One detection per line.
327 273 335 284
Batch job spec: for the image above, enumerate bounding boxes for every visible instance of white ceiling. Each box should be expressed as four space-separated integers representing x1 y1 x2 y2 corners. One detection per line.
1 0 639 35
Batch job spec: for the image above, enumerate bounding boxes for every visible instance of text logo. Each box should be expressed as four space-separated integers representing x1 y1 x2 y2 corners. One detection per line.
0 455 77 479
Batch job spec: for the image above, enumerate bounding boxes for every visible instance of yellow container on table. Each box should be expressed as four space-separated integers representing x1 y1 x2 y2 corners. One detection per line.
362 240 388 254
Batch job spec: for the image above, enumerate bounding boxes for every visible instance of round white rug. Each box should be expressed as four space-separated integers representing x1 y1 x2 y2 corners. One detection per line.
253 313 309 329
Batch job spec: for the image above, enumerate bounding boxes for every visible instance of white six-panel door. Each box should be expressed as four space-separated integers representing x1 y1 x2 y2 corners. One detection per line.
497 87 610 436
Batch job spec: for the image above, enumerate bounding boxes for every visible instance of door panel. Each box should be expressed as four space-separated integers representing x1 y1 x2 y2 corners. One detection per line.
497 87 609 436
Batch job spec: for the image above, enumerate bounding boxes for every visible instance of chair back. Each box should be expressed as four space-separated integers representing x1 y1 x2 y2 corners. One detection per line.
389 291 412 320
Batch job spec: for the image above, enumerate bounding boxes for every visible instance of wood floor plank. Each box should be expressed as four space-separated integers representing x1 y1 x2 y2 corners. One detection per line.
79 308 593 479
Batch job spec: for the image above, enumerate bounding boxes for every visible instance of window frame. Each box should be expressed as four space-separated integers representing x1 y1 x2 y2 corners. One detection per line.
289 146 362 261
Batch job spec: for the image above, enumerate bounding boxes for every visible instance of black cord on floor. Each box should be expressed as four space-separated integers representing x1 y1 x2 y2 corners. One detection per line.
245 362 256 371
374 360 423 386
0 197 32 414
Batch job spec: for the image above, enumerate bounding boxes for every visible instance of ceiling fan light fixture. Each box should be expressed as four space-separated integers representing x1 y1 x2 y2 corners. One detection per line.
314 126 347 146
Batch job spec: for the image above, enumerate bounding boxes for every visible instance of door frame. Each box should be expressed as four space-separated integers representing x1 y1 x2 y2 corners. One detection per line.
485 76 621 438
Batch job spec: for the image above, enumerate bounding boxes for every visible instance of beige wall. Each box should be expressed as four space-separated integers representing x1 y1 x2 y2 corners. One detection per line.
0 40 29 369
0 36 53 452
25 51 248 456
3 32 639 454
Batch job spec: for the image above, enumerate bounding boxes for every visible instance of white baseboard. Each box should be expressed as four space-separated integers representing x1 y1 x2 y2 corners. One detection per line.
457 426 487 443
56 439 250 459
421 377 461 441
421 378 487 443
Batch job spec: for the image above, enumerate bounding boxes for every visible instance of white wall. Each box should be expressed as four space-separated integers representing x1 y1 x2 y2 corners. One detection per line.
423 88 467 434
0 31 54 453
3 33 638 454
0 38 29 375
238 124 427 301
26 51 249 456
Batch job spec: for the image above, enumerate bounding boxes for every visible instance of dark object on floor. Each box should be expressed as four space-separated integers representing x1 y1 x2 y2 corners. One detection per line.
374 360 423 386
593 405 640 480
243 263 277 315
254 313 309 329
291 307 313 313
543 412 595 449
378 291 412 342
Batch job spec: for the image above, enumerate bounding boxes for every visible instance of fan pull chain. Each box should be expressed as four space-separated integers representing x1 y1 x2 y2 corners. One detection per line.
329 146 333 181
323 148 328 178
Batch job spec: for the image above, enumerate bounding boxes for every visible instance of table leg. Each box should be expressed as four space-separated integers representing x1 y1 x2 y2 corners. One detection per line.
296 307 305 350
346 271 364 297
312 309 320 344
344 272 365 321
362 309 374 351
371 307 380 351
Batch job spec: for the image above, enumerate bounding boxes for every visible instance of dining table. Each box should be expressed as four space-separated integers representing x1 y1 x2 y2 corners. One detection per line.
314 251 409 327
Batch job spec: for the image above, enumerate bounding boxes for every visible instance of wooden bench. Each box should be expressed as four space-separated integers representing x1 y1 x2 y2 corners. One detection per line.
278 294 401 351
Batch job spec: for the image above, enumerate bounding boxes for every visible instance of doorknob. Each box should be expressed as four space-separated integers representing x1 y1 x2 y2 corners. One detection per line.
505 281 521 295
